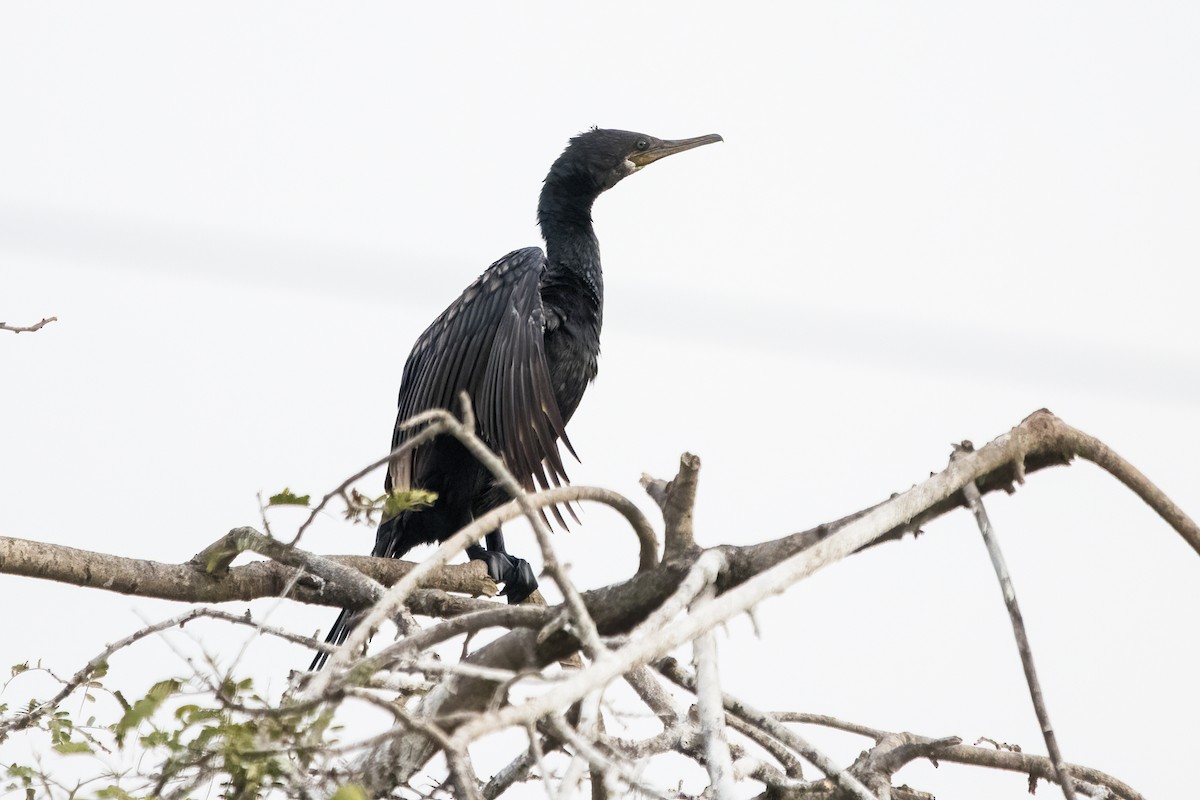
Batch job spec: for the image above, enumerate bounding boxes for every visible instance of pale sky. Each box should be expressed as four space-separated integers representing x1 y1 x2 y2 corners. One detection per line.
2 3 1198 797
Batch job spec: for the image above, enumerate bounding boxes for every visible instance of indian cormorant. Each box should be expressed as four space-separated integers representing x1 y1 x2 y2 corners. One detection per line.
311 128 722 670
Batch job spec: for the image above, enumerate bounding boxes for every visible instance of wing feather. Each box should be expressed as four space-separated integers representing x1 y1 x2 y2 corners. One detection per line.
386 247 575 521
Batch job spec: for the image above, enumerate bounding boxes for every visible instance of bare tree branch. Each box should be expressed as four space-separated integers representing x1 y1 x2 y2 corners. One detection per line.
481 749 538 799
0 533 497 607
691 583 737 800
959 465 1075 800
544 714 676 800
357 410 1195 793
200 526 384 608
657 658 877 800
640 451 701 559
767 713 1144 800
2 410 1189 799
1 316 57 333
849 732 962 800
933 743 1145 800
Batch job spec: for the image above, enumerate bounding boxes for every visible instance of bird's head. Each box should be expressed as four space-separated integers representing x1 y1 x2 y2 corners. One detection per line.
547 128 724 195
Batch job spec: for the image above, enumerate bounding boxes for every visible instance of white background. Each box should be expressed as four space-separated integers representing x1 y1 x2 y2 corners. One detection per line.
2 3 1198 797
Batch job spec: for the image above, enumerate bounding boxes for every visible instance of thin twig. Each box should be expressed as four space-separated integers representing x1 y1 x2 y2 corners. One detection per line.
723 713 806 779
0 607 327 740
960 466 1075 800
770 712 889 741
560 691 604 800
289 416 452 546
370 604 552 667
521 721 556 800
1 316 57 334
656 658 878 800
545 715 675 800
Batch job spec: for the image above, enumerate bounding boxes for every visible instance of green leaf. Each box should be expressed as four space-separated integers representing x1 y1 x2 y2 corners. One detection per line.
331 785 369 800
52 739 92 755
383 489 438 520
9 662 29 677
268 488 311 507
96 787 136 800
114 679 181 744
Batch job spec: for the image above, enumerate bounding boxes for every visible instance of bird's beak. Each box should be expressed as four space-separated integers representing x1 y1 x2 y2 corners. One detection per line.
628 133 723 167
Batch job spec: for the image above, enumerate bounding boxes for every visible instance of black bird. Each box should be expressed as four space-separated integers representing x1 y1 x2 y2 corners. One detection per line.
311 128 721 670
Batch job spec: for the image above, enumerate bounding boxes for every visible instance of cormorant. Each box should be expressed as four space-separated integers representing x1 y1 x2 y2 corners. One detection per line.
311 128 722 670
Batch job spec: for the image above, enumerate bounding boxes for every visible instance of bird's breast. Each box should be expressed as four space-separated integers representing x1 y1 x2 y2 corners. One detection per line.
543 320 598 425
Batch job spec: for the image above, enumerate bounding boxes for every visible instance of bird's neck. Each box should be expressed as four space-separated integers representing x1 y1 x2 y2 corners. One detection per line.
537 178 604 328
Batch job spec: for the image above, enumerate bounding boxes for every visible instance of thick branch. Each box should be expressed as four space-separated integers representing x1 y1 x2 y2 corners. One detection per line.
359 410 1197 791
0 534 496 607
0 409 1185 800
0 475 659 610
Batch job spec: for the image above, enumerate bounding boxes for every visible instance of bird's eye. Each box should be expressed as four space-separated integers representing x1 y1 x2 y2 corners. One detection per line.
636 139 649 150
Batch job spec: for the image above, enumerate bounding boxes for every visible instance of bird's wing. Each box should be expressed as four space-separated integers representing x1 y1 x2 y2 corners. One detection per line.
386 247 575 501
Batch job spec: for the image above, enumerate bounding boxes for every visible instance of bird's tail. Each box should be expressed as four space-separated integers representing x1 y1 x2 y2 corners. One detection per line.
309 607 354 671
308 514 404 671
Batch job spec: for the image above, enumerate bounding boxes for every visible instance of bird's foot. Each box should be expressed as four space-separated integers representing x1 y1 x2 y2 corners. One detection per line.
499 557 537 605
467 546 511 584
466 546 538 604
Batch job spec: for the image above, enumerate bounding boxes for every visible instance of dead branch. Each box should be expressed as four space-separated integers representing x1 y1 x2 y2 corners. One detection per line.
658 657 877 800
932 743 1145 800
640 451 701 558
356 410 1196 792
767 713 1143 800
1 316 58 334
200 526 384 608
691 583 737 800
0 533 496 607
960 457 1075 800
849 732 963 800
0 478 658 612
544 714 677 800
1 409 1191 798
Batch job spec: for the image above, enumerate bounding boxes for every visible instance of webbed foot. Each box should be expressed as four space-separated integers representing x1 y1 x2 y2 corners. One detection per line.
466 546 538 604
499 556 537 604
